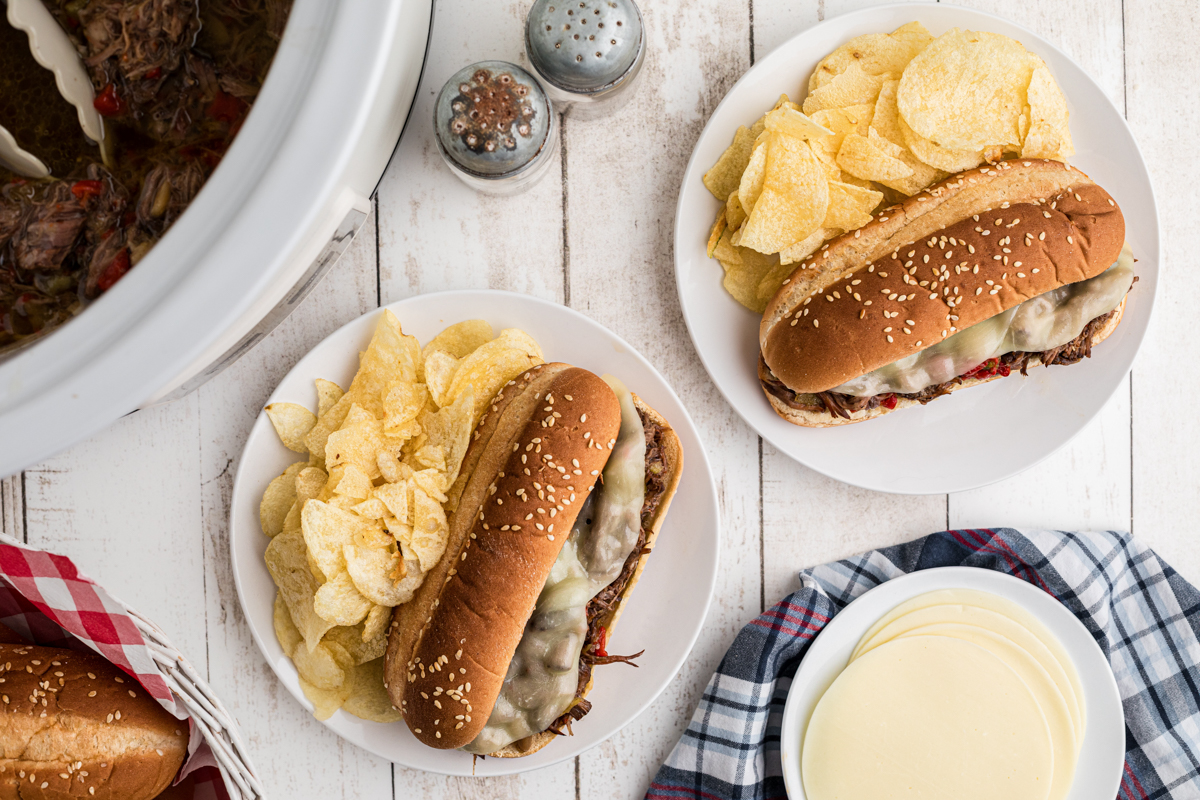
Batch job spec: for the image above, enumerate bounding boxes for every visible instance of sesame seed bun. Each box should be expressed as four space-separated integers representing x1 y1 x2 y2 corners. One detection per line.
0 643 188 800
384 364 622 750
760 158 1126 397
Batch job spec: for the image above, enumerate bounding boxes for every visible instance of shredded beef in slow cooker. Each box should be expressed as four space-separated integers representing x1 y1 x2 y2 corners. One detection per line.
546 407 667 736
0 0 293 351
762 307 1122 420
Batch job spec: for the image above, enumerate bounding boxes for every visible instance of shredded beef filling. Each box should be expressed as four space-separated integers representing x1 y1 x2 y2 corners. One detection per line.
762 307 1122 419
546 408 666 736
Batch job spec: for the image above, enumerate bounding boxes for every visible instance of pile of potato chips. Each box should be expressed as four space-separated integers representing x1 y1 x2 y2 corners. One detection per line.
704 22 1073 313
260 310 545 721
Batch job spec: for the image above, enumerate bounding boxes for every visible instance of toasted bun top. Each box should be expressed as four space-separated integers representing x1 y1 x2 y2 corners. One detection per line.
386 363 620 749
760 159 1125 393
0 643 188 800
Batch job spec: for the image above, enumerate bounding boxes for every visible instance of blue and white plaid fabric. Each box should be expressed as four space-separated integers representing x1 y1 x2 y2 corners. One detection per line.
646 529 1200 800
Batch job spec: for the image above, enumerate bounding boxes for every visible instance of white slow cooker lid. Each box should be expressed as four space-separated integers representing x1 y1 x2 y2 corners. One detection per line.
0 0 431 475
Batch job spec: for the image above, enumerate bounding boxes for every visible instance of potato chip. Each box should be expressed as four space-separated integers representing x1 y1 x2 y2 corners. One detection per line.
703 124 757 200
808 21 933 93
423 350 460 408
421 319 494 362
314 570 373 626
344 542 415 606
261 462 304 537
273 592 302 657
314 379 344 418
299 675 350 721
719 247 781 313
802 63 887 116
265 530 334 651
764 106 834 142
342 657 403 723
725 191 747 231
496 328 544 360
447 344 539 426
706 209 727 258
265 403 317 454
738 135 829 254
302 499 383 581
870 79 944 194
898 113 985 172
349 498 386 519
824 180 883 231
779 227 837 266
382 380 428 437
411 488 449 572
808 103 875 167
372 480 410 524
376 451 405 484
303 392 352 465
319 624 382 667
1022 62 1073 159
897 28 1035 151
836 131 913 183
330 463 373 500
292 640 345 691
325 404 386 479
345 310 421 419
737 138 768 215
362 604 391 646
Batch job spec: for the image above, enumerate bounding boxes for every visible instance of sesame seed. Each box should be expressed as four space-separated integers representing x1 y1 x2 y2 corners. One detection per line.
813 320 819 328
887 335 894 342
1067 235 1074 244
976 288 983 295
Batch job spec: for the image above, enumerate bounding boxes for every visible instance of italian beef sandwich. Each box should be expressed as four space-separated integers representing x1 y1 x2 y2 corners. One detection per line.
384 363 682 756
759 158 1134 426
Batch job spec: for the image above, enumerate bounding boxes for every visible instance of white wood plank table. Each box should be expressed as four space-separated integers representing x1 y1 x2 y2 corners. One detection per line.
1 1 1194 796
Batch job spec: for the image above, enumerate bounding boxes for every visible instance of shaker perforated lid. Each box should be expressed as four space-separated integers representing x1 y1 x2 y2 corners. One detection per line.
526 0 644 94
434 61 552 178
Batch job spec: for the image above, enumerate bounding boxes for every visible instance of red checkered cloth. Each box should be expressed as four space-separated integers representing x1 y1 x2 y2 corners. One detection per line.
0 536 231 800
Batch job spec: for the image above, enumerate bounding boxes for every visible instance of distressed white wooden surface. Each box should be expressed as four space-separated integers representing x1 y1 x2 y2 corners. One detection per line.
2 0 1195 797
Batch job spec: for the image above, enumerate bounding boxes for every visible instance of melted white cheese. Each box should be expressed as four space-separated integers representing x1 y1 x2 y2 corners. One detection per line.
832 243 1135 397
463 375 645 754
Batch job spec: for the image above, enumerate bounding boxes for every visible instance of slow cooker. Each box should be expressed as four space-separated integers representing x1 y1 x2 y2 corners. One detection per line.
0 0 433 476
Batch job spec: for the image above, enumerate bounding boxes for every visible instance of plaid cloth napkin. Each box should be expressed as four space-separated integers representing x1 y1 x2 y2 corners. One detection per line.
0 535 233 800
647 528 1200 800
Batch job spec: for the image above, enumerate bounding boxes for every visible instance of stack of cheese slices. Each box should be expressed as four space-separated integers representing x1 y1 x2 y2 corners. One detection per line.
802 589 1084 800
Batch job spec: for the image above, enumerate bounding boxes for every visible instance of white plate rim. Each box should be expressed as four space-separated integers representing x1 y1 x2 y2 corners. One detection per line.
673 1 1161 495
228 289 720 776
778 565 1125 800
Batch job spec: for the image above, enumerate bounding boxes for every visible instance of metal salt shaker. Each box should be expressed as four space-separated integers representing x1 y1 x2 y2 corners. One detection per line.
525 0 646 119
433 61 558 195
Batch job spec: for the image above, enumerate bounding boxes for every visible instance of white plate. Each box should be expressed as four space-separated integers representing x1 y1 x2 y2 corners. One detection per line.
674 3 1159 494
779 567 1124 800
229 290 720 775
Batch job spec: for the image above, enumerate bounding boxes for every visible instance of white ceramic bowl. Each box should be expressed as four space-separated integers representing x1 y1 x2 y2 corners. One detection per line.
674 3 1159 494
229 290 720 776
779 567 1124 800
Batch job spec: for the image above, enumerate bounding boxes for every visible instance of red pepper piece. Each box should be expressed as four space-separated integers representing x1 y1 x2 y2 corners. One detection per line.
93 84 126 117
96 249 131 292
594 626 609 658
880 394 898 410
146 67 162 80
70 180 105 203
206 90 244 124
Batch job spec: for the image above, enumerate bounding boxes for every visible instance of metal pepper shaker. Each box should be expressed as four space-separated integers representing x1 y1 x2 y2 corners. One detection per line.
433 61 558 195
525 0 646 119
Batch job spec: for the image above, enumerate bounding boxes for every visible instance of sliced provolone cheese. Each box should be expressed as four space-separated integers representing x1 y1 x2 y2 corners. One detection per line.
851 589 1086 736
899 629 1078 800
802 635 1054 800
